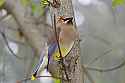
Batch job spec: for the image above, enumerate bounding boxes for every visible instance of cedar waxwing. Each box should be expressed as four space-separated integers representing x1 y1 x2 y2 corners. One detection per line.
31 16 78 80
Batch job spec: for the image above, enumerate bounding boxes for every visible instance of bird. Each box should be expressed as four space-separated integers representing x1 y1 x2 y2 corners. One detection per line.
51 16 78 60
31 16 78 80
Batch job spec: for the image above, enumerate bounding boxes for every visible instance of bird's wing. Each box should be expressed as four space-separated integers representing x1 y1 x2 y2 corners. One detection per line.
47 42 57 69
32 43 48 79
53 41 75 60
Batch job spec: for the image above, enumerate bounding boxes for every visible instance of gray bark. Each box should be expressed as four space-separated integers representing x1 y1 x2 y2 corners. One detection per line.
48 0 83 83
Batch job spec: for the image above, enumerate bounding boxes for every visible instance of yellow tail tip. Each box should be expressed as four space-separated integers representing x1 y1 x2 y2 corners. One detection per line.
31 75 36 80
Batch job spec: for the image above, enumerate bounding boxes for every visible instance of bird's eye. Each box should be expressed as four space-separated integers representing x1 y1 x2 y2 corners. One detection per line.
62 17 73 24
57 16 73 24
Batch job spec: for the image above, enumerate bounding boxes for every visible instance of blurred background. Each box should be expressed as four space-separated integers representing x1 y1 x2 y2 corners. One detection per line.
0 0 125 83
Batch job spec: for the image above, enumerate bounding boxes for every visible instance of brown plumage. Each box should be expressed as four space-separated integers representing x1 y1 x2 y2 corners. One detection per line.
56 16 78 46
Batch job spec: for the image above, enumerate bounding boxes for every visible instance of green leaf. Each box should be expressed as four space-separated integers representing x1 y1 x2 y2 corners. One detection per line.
31 2 38 13
54 78 61 83
31 1 47 16
20 0 31 6
40 0 49 8
30 0 49 16
112 0 125 9
31 3 43 16
0 0 5 7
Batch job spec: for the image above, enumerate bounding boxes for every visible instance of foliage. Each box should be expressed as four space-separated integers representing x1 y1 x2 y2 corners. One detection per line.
112 0 125 9
54 78 61 83
20 0 49 15
20 0 30 6
31 2 41 15
0 0 5 8
40 0 49 8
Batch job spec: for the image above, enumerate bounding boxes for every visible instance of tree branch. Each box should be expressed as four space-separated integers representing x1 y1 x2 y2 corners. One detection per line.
3 0 50 82
0 29 23 59
87 48 112 65
4 0 46 56
85 58 125 72
82 65 95 83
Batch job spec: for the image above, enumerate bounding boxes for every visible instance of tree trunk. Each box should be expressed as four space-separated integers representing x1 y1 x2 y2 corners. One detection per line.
48 0 84 83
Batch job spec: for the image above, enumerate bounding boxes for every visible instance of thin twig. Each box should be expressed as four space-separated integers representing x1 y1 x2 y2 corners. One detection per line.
0 30 23 60
0 12 24 59
0 26 28 46
65 41 75 58
87 48 112 65
85 58 125 72
16 75 66 83
82 65 95 83
53 14 69 81
17 76 52 83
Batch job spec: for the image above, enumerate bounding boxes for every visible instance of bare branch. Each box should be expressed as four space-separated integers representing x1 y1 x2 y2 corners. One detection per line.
4 0 46 56
82 65 95 83
0 30 23 60
16 75 66 83
85 58 125 72
0 25 27 46
87 48 112 65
